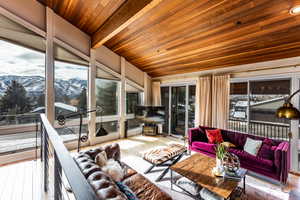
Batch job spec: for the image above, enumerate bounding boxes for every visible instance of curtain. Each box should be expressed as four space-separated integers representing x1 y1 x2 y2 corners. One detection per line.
152 81 161 106
195 76 212 127
211 74 230 129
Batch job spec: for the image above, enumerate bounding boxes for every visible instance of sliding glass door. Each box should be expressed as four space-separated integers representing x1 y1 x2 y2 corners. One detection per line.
171 86 186 136
161 84 195 137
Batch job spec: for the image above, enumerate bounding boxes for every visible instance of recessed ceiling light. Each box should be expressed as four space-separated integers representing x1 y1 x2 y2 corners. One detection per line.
290 6 300 15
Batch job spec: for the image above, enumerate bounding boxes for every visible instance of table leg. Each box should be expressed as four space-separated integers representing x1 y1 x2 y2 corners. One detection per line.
171 169 173 190
243 175 246 194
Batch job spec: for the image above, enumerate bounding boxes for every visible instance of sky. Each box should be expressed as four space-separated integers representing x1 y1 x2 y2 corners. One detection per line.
0 40 87 80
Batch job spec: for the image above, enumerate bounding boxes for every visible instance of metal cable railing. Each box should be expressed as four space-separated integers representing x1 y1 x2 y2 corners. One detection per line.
228 119 291 141
40 114 98 200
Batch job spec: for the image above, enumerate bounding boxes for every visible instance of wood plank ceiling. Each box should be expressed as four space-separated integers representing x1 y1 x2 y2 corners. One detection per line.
38 0 300 77
37 0 126 35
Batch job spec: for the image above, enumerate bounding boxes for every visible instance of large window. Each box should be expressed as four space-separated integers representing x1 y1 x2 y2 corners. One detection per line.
54 61 88 118
0 14 46 154
126 92 140 114
229 79 291 139
0 40 45 126
229 82 248 132
126 91 142 130
54 45 89 142
95 79 119 116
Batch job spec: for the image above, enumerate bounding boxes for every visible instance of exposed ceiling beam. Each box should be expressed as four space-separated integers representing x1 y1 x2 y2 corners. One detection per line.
91 0 162 49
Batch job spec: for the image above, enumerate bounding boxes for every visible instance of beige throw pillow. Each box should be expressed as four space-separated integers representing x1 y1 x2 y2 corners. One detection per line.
95 151 108 167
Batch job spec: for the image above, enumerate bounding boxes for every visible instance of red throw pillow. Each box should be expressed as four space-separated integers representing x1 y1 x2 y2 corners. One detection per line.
205 129 223 144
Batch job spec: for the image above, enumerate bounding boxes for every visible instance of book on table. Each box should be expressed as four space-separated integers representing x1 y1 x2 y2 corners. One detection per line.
224 169 244 181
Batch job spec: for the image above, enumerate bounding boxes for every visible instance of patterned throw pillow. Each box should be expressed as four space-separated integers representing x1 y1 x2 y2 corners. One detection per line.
205 129 223 144
115 181 139 200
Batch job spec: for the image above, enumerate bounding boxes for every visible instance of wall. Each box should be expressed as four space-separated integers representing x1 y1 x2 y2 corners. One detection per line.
0 0 46 31
94 45 121 74
53 14 90 56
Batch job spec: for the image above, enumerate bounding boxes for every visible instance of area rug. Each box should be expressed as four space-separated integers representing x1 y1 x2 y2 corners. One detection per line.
121 152 290 199
111 136 292 200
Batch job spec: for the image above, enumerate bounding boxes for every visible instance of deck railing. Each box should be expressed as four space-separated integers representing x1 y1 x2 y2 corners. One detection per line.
40 114 98 200
228 119 291 141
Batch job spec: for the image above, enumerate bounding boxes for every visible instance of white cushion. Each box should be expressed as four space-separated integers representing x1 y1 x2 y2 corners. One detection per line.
244 137 262 156
102 159 124 182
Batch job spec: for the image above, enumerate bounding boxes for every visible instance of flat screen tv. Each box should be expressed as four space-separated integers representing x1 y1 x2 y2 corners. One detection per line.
135 105 165 124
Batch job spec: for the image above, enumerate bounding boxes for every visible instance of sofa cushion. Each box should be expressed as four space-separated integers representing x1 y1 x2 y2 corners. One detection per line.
192 141 216 154
79 162 102 178
88 171 128 200
192 128 208 143
258 139 275 160
229 148 274 172
123 173 172 200
205 129 223 144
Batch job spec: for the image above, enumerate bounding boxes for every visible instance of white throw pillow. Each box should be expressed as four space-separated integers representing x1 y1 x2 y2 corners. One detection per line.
244 138 262 156
102 159 124 182
95 151 108 167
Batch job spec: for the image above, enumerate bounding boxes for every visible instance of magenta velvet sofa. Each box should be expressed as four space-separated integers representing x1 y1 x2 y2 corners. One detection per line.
188 126 290 184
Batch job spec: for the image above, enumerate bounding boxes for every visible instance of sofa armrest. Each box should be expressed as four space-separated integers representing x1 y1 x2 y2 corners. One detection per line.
188 128 201 145
274 141 290 184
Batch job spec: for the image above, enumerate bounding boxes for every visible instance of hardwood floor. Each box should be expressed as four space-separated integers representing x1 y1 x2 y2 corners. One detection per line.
0 159 41 200
1 135 300 200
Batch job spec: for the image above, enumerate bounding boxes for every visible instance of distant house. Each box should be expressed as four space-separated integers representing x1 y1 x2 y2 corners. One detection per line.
32 102 78 117
232 101 248 119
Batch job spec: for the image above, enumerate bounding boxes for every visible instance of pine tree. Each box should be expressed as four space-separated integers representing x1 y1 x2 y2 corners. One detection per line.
36 94 45 107
77 87 87 110
0 80 31 114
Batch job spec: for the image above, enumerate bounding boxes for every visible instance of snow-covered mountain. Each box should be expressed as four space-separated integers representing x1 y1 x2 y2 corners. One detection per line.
0 75 87 98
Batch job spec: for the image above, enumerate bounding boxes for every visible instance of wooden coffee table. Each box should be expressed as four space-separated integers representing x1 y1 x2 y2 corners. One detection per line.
170 153 247 199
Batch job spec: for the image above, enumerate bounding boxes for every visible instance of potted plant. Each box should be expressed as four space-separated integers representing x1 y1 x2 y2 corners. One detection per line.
215 144 227 172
